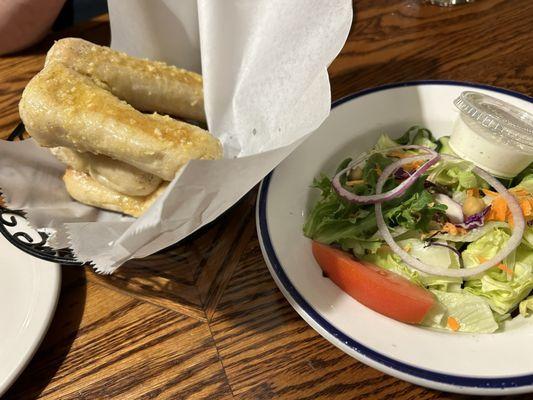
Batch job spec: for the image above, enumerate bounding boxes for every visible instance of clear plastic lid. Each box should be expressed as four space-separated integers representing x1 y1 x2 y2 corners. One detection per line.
453 91 533 153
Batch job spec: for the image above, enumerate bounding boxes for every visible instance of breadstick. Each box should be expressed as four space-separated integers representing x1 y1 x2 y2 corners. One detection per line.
46 38 206 122
63 169 167 217
51 147 162 196
19 62 222 181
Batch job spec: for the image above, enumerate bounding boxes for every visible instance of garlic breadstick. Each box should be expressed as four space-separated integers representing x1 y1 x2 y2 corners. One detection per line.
20 62 222 181
46 38 206 122
63 168 167 217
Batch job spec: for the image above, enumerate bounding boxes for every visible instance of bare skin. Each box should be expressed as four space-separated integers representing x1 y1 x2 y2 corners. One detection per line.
0 0 66 55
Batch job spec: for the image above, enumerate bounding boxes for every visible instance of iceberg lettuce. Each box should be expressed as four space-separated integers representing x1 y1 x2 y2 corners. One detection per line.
339 237 382 256
463 228 533 315
424 290 499 333
428 159 488 191
515 173 533 193
361 239 462 291
400 239 462 291
462 228 512 272
433 221 509 243
374 133 400 150
360 249 423 286
522 224 533 250
519 296 533 317
373 126 439 151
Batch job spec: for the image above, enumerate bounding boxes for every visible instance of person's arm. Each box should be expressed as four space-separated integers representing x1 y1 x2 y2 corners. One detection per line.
0 0 66 55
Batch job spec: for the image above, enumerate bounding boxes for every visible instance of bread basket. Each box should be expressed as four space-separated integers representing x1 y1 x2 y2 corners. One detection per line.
0 122 85 266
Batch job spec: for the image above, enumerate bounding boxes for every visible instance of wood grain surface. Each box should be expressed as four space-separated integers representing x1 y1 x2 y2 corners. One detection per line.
1 1 532 399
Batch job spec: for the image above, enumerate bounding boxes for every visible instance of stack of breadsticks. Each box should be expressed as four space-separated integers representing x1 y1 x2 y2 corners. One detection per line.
19 38 222 217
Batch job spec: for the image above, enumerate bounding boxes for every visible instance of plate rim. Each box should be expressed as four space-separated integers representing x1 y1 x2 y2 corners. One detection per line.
256 80 533 394
0 247 61 396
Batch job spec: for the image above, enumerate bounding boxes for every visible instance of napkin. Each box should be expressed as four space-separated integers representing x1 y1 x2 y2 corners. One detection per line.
0 0 352 273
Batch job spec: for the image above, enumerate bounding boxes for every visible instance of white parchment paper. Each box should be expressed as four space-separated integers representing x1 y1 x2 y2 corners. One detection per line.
0 0 352 272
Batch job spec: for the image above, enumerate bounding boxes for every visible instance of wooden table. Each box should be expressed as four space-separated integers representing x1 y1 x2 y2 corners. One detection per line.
1 1 532 398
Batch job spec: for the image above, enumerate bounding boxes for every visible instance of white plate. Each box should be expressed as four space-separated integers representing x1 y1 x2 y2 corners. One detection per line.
256 82 533 395
0 217 60 396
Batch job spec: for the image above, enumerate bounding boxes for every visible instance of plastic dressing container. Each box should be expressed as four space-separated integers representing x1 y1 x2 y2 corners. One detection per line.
449 91 533 178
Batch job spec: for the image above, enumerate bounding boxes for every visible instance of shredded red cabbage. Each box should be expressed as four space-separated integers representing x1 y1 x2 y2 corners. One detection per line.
457 206 491 230
394 167 410 180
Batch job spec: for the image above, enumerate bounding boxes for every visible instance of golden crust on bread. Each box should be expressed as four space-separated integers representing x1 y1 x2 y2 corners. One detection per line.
20 62 222 181
63 168 167 217
46 38 206 122
51 147 162 197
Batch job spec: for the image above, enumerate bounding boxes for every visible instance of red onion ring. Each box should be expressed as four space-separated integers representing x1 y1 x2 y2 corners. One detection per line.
332 145 439 204
375 154 526 278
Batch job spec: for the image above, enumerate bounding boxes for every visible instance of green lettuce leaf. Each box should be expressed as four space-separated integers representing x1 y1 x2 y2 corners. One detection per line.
360 249 423 286
374 126 439 151
396 126 438 149
522 225 533 249
515 173 533 194
432 221 509 243
428 159 488 191
462 228 512 271
437 136 456 156
304 164 447 243
302 171 372 243
425 290 499 333
304 215 376 245
360 238 462 291
373 133 400 150
519 296 533 317
412 129 439 149
338 237 382 256
511 164 533 187
494 313 511 323
514 172 533 249
400 239 462 291
361 153 394 194
463 228 533 315
385 186 447 232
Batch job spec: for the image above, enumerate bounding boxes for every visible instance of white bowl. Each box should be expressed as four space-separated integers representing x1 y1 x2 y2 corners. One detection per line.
256 81 533 395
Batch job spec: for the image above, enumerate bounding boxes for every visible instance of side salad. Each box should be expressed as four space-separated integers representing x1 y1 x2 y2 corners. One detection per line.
304 126 533 333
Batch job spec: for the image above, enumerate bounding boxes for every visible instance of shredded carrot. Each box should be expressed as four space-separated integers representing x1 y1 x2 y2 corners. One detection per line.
403 244 412 253
497 263 514 275
520 198 533 217
447 317 460 332
442 222 467 236
375 165 382 175
482 189 498 198
467 188 480 198
485 187 533 226
387 150 412 159
510 188 529 197
346 179 365 186
486 196 508 222
478 256 513 275
403 160 424 172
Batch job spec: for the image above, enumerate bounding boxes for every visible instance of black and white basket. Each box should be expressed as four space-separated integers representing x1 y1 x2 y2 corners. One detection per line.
0 123 84 266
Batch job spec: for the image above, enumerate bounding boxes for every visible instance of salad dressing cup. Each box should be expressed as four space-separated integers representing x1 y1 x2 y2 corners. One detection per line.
449 91 533 178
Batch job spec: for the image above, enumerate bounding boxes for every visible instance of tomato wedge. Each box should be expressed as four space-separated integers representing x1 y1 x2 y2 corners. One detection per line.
312 241 435 324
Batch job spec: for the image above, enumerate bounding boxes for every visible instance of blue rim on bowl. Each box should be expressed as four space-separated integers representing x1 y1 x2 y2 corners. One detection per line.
256 81 533 390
